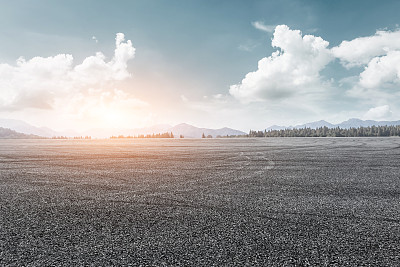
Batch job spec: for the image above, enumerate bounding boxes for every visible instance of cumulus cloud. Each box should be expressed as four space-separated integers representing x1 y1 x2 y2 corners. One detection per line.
74 33 135 83
232 24 400 114
359 51 400 89
362 105 392 120
0 33 136 111
332 30 400 68
252 21 275 33
230 25 333 102
331 29 400 102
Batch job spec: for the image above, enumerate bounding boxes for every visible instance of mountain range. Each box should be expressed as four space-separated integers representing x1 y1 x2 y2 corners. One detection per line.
1 118 400 139
266 118 400 131
0 119 246 138
0 127 43 139
81 123 247 138
0 119 78 137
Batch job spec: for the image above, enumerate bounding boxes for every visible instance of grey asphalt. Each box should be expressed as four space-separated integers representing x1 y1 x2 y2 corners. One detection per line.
0 138 399 266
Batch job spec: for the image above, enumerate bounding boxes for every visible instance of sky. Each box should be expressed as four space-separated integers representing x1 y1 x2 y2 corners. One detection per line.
1 0 400 132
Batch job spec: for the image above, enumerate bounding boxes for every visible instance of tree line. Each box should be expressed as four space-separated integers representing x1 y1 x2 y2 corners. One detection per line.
52 136 91 139
110 132 175 139
249 125 400 137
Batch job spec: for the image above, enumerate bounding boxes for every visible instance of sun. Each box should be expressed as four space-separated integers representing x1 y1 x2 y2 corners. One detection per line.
104 109 122 123
92 105 129 128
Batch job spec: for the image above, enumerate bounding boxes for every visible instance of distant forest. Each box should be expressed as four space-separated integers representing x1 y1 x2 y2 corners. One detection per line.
249 125 400 137
111 132 176 139
52 136 91 139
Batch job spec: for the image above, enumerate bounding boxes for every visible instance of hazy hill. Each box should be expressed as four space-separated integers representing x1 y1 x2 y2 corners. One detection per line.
0 119 61 137
337 118 400 129
296 120 335 129
5 117 398 138
81 124 172 139
0 118 246 138
171 123 246 138
0 127 43 139
266 125 291 131
84 123 246 138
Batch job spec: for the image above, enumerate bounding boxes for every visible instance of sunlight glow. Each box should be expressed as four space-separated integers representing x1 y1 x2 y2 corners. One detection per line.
92 105 129 128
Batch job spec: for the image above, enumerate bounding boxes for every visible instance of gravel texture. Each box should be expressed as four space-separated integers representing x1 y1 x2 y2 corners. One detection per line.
0 138 399 266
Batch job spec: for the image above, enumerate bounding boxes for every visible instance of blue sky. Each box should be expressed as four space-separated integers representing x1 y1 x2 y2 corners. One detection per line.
1 0 400 131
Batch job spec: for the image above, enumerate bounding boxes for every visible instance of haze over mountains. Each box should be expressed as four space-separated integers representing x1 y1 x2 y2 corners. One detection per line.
0 119 77 138
0 127 42 139
0 119 246 138
2 118 400 138
82 123 247 138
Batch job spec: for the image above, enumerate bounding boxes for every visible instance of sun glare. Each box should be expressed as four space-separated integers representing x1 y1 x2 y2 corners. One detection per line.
92 106 129 128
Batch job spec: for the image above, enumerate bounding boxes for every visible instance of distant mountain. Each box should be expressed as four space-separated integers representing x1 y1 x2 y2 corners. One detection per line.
81 124 173 138
0 127 43 139
266 125 291 131
0 119 246 138
3 117 400 139
0 118 81 138
84 123 246 138
170 123 246 138
337 118 400 129
295 120 335 129
266 121 335 131
0 119 59 137
266 118 400 131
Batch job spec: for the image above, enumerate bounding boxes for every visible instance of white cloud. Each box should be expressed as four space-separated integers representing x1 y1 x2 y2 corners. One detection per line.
238 40 259 52
234 25 400 110
359 51 400 89
0 33 136 111
362 105 392 120
92 36 98 43
331 30 400 102
230 25 333 103
332 29 400 68
252 21 275 33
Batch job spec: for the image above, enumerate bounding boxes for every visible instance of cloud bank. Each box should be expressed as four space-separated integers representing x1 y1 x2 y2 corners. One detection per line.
331 30 400 68
231 25 400 111
0 33 136 111
363 105 392 120
230 25 332 103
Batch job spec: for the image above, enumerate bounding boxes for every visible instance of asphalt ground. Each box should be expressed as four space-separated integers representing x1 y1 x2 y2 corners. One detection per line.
1 138 399 266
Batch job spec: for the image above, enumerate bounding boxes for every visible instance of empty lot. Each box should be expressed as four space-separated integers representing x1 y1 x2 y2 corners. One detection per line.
1 138 399 266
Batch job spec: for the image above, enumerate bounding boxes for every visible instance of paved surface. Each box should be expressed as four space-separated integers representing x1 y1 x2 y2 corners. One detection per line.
0 138 399 266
